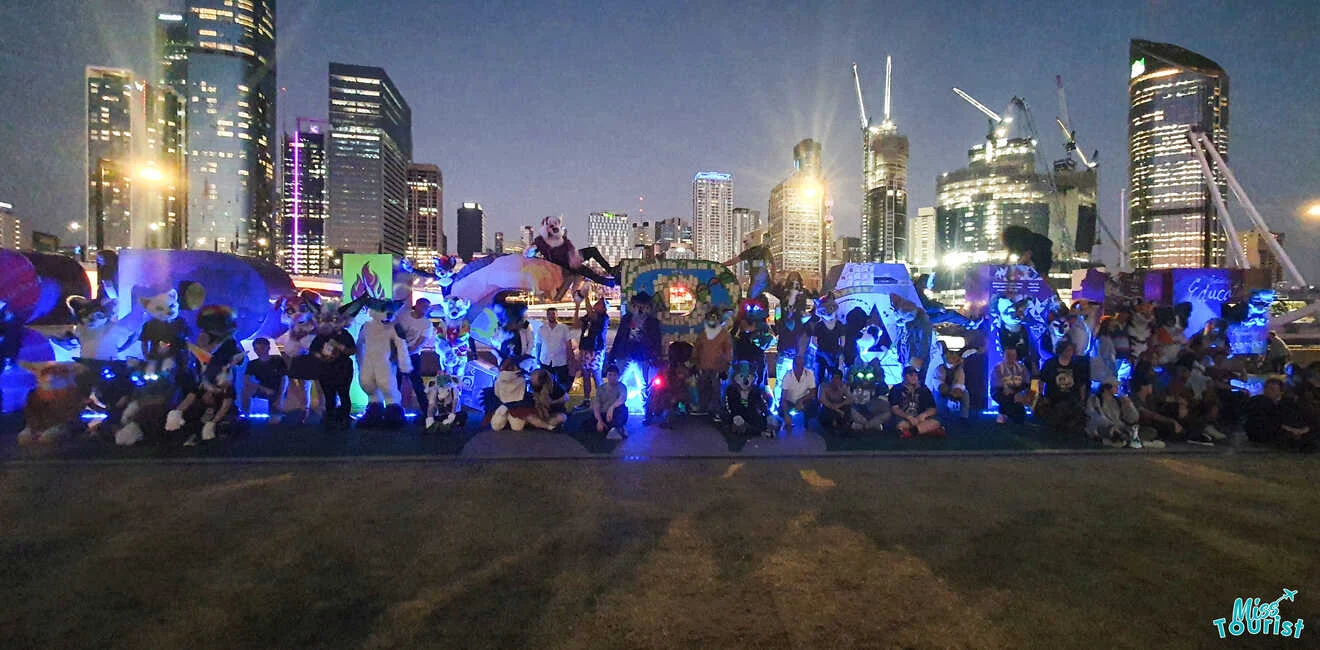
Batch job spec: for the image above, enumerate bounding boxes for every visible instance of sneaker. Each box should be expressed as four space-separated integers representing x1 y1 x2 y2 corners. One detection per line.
1204 425 1228 442
1144 439 1166 449
183 435 198 447
605 427 623 441
761 428 775 438
573 402 592 412
689 409 708 416
1187 433 1214 446
1127 436 1143 449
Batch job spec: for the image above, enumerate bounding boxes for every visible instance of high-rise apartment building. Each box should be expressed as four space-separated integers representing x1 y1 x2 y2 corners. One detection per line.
280 119 328 275
455 203 485 260
856 58 909 263
907 206 938 273
654 217 694 259
732 207 762 253
587 212 631 266
405 163 443 269
1128 39 1230 269
161 2 277 256
493 232 505 255
0 202 22 250
86 66 187 251
692 172 734 262
327 62 412 255
768 139 827 289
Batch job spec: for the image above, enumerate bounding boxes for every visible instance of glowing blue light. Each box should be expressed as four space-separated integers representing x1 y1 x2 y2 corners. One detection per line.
242 413 270 420
80 412 109 422
619 361 648 414
623 455 648 462
101 368 117 380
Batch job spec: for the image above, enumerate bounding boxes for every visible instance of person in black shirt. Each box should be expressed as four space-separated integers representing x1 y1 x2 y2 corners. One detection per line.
311 307 358 430
573 296 608 410
1037 340 1089 435
888 366 942 438
812 299 846 384
1245 377 1315 452
243 338 287 422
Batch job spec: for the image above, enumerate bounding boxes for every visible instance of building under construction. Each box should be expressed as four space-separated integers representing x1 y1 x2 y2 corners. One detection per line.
853 58 909 264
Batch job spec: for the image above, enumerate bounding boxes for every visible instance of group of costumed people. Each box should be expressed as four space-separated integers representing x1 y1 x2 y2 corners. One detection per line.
11 222 1312 454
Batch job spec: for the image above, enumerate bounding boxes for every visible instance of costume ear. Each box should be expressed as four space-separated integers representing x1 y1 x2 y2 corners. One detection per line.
66 295 90 315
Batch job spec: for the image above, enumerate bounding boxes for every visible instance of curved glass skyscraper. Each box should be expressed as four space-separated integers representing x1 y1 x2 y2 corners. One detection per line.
1127 39 1229 269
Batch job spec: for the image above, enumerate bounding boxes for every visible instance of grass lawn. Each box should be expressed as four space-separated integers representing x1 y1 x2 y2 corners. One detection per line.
2 454 1317 649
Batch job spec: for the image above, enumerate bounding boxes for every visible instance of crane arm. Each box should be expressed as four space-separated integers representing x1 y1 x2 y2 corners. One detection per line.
952 88 1001 123
851 63 869 130
883 55 892 124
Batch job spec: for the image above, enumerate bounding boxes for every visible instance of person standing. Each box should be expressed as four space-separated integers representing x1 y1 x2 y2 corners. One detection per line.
693 309 733 416
535 306 574 391
395 297 435 420
574 297 608 410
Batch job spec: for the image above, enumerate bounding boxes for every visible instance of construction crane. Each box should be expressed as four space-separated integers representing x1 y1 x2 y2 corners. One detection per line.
851 62 870 131
881 55 894 129
1054 76 1096 169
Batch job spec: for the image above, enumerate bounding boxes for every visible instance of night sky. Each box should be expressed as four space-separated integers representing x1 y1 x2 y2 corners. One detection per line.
1 0 1316 276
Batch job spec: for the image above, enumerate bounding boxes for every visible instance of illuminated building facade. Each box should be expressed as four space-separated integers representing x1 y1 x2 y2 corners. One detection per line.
1128 39 1230 269
405 163 443 269
907 206 937 273
769 139 827 289
691 172 734 262
587 211 631 266
327 62 412 256
1241 231 1285 285
936 137 1053 268
280 119 328 274
163 1 277 256
654 217 694 259
86 66 187 252
456 203 484 260
493 232 505 254
862 126 909 263
0 202 22 250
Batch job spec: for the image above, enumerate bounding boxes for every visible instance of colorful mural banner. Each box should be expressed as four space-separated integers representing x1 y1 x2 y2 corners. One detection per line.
618 258 741 338
966 264 1063 410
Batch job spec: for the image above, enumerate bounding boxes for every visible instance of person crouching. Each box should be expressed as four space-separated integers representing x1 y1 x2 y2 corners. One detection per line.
725 361 772 438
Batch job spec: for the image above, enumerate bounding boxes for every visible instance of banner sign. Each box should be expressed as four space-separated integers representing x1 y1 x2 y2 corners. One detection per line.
618 258 742 338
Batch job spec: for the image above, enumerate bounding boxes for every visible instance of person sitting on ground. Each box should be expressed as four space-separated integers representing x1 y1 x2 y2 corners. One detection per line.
593 364 629 441
1037 340 1089 435
934 348 970 420
724 361 772 438
1294 363 1320 434
183 360 239 446
1085 381 1147 448
242 337 287 423
848 374 890 434
1130 377 1181 444
1245 377 1315 453
991 347 1035 424
817 368 852 433
525 368 568 431
647 340 696 428
489 358 532 432
777 354 817 433
1090 317 1121 390
889 365 943 438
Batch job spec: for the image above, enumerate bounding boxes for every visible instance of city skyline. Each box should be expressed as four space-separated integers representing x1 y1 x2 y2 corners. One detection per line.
1 0 1317 277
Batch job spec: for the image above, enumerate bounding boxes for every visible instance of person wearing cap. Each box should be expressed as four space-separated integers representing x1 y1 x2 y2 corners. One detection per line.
889 365 942 438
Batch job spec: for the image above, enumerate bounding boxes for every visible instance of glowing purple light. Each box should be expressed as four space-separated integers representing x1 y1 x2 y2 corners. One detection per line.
291 130 301 273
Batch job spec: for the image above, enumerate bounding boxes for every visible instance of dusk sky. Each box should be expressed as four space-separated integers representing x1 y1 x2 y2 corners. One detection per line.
1 0 1316 275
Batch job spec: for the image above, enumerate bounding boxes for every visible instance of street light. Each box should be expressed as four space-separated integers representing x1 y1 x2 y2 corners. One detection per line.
1305 202 1320 220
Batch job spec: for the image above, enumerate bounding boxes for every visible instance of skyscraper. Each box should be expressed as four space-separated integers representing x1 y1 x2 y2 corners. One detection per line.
85 66 187 251
855 58 909 263
1128 39 1230 269
907 206 938 273
655 217 694 259
163 1 277 256
768 139 827 289
936 130 1053 270
406 163 443 268
456 203 484 260
0 202 22 250
327 62 412 255
280 119 328 275
493 232 505 255
732 207 761 251
587 211 631 266
691 172 734 262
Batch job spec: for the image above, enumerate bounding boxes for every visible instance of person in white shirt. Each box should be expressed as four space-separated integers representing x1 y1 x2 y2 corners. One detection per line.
394 298 436 419
778 354 817 433
535 307 574 391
